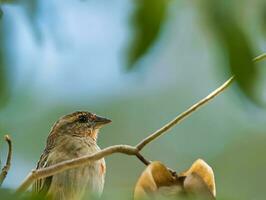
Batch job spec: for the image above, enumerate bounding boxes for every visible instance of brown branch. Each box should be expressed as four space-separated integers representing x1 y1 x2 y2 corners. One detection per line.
135 53 266 150
17 145 138 193
16 77 233 193
136 76 234 150
0 135 12 186
16 53 266 193
135 152 151 166
135 52 266 151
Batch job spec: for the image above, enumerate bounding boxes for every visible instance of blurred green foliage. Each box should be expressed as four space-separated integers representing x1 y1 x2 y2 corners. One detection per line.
0 0 266 199
204 1 258 105
0 8 3 19
0 189 48 200
0 0 264 105
127 0 265 105
263 3 266 36
0 23 9 108
0 188 18 200
127 0 168 69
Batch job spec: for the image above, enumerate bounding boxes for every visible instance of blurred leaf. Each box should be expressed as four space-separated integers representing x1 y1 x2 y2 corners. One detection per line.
22 0 42 41
0 8 3 19
0 23 9 108
127 0 168 70
1 0 42 41
0 188 48 200
223 25 256 103
0 0 20 19
0 188 17 200
262 3 266 37
0 0 19 3
134 160 215 199
204 1 260 105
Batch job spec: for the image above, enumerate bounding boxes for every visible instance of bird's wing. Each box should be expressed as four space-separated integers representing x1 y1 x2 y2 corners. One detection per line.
33 132 58 194
32 150 53 195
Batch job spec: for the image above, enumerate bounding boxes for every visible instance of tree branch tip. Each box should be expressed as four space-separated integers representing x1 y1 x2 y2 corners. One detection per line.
0 134 12 186
15 75 232 191
4 135 11 143
253 53 266 63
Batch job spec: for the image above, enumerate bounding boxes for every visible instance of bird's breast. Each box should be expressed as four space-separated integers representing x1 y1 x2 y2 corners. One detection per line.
47 136 106 199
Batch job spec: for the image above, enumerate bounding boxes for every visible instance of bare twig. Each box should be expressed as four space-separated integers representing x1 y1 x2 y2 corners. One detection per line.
16 53 266 193
135 152 151 166
136 53 266 151
17 145 138 193
16 77 233 193
0 135 12 186
136 77 234 150
253 53 266 63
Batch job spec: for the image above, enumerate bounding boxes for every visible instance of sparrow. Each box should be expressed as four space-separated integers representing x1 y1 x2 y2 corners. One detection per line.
32 111 111 200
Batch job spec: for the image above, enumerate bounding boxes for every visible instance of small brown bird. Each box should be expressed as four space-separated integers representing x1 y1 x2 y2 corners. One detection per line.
33 111 111 200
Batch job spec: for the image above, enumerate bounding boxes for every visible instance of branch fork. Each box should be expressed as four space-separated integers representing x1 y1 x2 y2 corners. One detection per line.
15 53 266 193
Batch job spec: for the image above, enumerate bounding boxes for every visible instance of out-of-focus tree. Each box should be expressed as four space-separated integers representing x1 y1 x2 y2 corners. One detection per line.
127 0 266 106
127 0 169 69
0 23 9 108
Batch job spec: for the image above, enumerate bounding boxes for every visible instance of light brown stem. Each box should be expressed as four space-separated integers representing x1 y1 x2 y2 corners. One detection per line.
16 53 266 194
136 152 151 166
136 77 234 150
253 53 266 63
16 145 137 193
0 135 12 186
16 77 233 194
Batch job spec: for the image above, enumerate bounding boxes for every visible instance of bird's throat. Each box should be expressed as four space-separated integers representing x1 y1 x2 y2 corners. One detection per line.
89 129 99 141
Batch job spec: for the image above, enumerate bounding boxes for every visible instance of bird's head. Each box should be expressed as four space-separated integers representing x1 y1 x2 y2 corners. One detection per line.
50 111 112 141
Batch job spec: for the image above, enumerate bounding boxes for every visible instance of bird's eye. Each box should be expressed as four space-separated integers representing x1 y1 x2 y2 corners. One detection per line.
78 115 88 123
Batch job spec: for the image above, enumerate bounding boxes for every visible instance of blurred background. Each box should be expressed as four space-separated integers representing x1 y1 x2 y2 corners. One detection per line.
0 0 266 199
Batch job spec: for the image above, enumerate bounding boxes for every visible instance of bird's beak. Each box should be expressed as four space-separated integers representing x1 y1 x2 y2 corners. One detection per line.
94 115 112 128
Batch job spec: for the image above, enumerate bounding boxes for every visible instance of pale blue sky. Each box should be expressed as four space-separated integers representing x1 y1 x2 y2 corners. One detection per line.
3 0 133 100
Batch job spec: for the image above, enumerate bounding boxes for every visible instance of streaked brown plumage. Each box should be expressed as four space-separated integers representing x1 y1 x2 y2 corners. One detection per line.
33 111 111 200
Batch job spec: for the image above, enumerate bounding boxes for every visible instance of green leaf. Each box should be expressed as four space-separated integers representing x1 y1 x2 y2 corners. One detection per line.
205 1 260 105
127 0 168 70
0 23 9 108
0 8 3 19
221 23 256 102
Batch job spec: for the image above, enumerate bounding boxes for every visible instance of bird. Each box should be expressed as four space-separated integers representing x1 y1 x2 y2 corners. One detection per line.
32 111 112 200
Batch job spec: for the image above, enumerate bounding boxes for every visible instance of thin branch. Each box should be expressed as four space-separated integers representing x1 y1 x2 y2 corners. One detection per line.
16 145 137 193
253 53 266 63
136 76 235 150
16 53 266 194
135 152 151 166
0 135 12 186
16 77 233 193
136 52 266 151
